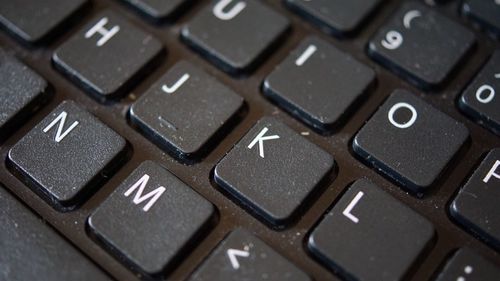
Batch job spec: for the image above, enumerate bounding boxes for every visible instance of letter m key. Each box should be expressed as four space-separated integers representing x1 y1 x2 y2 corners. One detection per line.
124 174 166 212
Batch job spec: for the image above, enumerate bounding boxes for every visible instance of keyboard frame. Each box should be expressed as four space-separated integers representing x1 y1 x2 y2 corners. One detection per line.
0 0 499 280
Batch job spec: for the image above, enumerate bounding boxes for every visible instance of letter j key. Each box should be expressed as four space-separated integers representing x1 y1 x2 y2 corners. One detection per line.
353 90 469 194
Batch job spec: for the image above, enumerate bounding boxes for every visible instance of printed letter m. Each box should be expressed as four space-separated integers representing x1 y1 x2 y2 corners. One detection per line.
124 174 166 212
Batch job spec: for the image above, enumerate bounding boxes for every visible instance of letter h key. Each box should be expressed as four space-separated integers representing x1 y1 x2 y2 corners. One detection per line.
53 11 163 98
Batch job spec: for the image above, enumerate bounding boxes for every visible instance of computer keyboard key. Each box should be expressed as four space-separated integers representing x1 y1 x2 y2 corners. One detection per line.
0 185 111 281
450 149 500 250
8 101 127 210
181 0 289 74
130 61 243 161
88 161 215 275
308 179 434 281
0 51 49 139
459 50 500 135
0 0 87 44
214 117 334 226
122 0 190 21
368 1 475 88
190 229 310 281
435 249 500 281
285 0 381 36
353 90 469 193
53 11 163 99
462 0 500 38
263 36 375 132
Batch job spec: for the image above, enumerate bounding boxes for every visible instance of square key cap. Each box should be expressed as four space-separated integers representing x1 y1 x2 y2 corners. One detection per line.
263 36 375 132
459 50 500 135
308 179 435 281
462 0 500 39
368 1 475 89
122 0 190 21
181 0 289 74
435 249 500 281
450 149 500 251
53 11 163 99
0 51 49 139
0 0 87 44
214 117 334 226
353 90 469 194
286 0 381 36
8 101 127 210
130 61 243 161
190 229 310 281
88 161 215 276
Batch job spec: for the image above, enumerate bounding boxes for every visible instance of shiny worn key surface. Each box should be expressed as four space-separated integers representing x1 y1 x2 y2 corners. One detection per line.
0 0 499 280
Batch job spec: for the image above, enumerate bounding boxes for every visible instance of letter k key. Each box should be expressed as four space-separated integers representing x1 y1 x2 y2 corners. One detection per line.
247 127 280 158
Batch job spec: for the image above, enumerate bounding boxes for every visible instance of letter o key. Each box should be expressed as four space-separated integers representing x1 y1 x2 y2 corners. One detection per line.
475 85 495 104
388 102 418 129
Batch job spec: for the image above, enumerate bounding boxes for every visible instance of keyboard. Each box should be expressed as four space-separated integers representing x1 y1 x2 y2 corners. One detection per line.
0 0 499 280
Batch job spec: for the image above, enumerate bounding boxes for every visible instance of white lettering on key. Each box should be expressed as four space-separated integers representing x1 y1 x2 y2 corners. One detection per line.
457 265 474 281
343 191 364 224
295 44 317 66
227 247 250 270
403 10 422 29
475 85 495 104
213 0 246 21
388 102 418 129
85 17 120 47
381 30 403 50
124 174 166 212
43 111 79 143
162 73 190 94
483 160 500 183
247 127 280 158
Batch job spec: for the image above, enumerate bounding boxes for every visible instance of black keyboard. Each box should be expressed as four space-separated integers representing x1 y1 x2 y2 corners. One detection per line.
0 0 499 280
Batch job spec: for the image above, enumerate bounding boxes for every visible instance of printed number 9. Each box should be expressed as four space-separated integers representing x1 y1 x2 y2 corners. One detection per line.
381 31 403 50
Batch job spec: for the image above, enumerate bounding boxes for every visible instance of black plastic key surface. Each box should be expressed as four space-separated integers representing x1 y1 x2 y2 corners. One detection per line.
0 51 49 139
122 0 190 21
214 117 334 226
463 0 500 39
308 179 434 281
435 249 500 281
130 61 243 161
368 1 475 89
450 149 500 251
0 0 87 44
88 161 214 275
0 185 111 281
353 90 469 194
459 50 500 135
263 36 375 132
285 0 381 36
181 0 289 74
8 101 127 210
53 11 163 99
190 229 310 281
